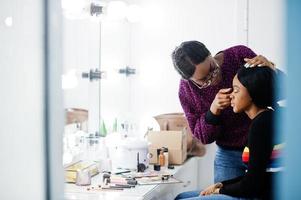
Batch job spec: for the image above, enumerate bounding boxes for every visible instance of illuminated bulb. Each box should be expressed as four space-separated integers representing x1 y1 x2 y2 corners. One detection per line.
107 1 127 20
126 4 142 23
4 17 13 27
62 69 79 90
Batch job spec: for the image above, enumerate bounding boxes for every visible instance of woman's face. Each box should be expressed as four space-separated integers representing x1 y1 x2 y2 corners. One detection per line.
230 75 252 113
190 57 211 83
190 56 220 89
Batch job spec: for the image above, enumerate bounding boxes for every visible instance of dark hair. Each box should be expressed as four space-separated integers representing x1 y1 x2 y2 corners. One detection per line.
237 66 276 109
172 41 211 79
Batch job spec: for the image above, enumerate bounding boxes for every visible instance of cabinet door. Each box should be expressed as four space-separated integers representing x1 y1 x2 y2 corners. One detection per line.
144 184 175 200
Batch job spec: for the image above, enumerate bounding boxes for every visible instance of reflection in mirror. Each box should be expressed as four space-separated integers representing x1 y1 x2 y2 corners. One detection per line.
62 0 103 167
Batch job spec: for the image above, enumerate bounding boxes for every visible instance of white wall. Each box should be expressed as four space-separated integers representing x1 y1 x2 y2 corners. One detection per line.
248 0 285 71
0 0 46 199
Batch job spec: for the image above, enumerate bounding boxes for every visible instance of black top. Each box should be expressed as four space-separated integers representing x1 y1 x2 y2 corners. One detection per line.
220 110 276 199
205 110 221 125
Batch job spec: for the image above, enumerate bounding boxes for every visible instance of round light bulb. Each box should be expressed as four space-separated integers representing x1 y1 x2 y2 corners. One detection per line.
62 69 79 90
107 1 127 20
126 4 142 23
4 17 13 27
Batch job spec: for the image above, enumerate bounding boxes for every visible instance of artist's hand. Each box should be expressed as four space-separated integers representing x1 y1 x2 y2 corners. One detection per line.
200 182 223 196
210 88 232 115
244 55 275 70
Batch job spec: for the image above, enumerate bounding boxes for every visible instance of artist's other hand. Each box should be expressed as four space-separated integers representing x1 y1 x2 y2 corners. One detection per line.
244 55 275 70
210 88 232 115
200 183 223 196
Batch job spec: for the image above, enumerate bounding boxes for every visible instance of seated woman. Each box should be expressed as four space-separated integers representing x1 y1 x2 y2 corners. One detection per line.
175 66 281 200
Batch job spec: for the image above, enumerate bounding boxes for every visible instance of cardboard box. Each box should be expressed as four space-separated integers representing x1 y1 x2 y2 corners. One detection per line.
154 113 189 131
153 113 205 157
147 130 187 165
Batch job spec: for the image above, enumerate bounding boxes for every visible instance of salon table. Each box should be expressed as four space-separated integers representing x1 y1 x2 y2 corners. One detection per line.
64 157 200 200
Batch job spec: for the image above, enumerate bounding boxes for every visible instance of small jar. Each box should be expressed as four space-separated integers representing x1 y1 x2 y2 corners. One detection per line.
76 169 91 186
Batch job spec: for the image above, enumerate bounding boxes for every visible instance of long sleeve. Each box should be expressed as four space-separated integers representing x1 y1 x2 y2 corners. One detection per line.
179 81 221 144
220 111 273 198
221 176 243 185
230 45 257 68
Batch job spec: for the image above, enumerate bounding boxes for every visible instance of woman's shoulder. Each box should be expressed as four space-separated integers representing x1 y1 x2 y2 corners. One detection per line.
251 110 274 131
218 45 256 73
219 45 255 58
179 79 190 90
179 79 194 96
223 45 253 54
256 109 274 120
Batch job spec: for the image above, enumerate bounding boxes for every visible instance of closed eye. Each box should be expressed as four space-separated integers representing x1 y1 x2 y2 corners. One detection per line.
233 86 240 93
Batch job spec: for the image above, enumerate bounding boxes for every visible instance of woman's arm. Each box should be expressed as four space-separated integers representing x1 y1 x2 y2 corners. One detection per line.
179 80 221 144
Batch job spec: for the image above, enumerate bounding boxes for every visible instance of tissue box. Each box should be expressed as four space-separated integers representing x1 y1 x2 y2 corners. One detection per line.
147 130 187 165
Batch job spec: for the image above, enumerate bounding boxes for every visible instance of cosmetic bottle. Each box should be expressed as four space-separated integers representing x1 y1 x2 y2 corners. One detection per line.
163 147 169 168
159 150 165 167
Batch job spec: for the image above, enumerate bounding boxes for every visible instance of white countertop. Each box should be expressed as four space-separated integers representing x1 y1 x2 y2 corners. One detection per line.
64 158 196 200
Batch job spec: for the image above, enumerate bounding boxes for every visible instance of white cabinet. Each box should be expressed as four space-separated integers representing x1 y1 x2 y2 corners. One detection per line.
144 157 199 200
172 157 199 197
